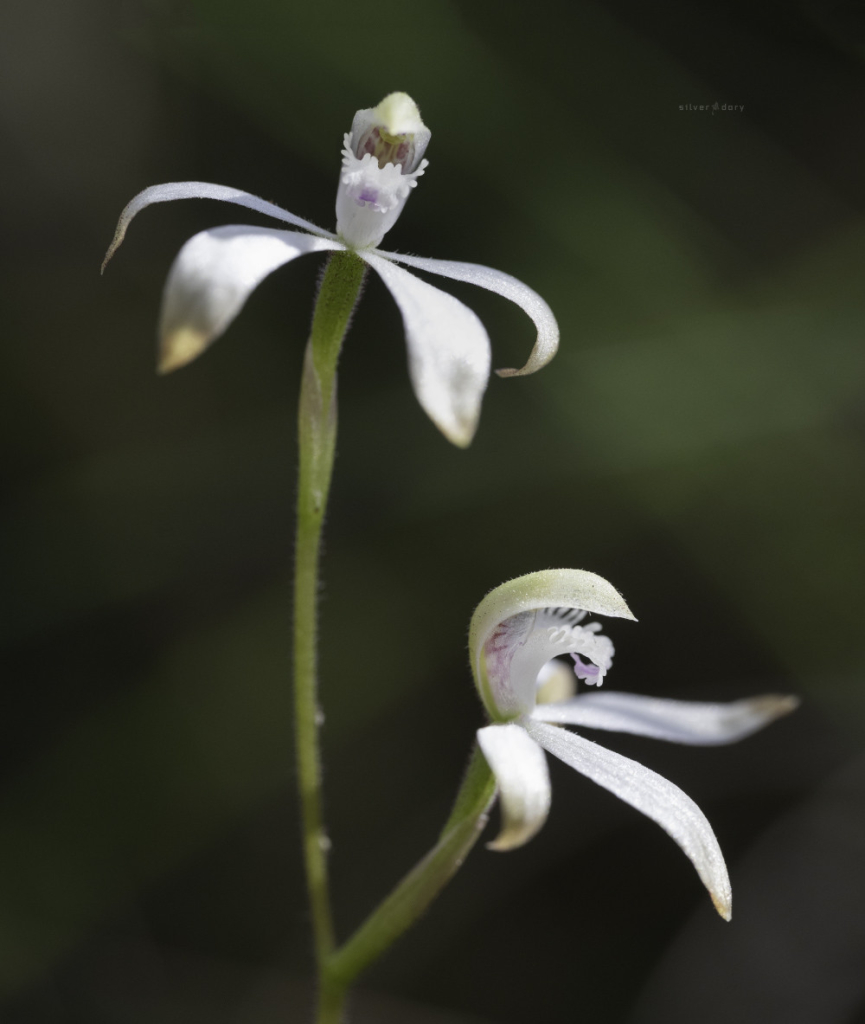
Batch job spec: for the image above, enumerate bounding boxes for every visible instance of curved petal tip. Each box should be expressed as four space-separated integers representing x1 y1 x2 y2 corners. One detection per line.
750 694 801 719
443 418 478 449
101 234 123 274
158 328 209 374
713 890 732 922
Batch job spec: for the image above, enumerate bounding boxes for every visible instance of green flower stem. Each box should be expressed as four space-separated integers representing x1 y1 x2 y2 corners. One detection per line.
315 982 348 1024
323 745 496 1003
294 251 366 971
296 252 496 1024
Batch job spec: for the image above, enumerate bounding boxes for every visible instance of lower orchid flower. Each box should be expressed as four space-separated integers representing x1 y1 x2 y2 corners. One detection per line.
470 570 799 920
102 92 558 447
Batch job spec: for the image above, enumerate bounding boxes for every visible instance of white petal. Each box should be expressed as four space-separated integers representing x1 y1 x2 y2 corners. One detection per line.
533 691 800 746
102 181 336 270
361 252 491 446
159 226 343 372
477 724 551 851
527 720 732 919
376 251 558 377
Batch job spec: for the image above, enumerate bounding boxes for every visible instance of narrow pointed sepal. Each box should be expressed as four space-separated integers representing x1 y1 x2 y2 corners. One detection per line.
157 226 343 372
527 720 732 919
102 181 336 272
533 692 800 746
361 252 491 446
477 724 551 850
376 252 559 377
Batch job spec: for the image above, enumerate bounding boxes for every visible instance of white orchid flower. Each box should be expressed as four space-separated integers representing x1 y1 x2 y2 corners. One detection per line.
102 92 558 447
470 570 799 920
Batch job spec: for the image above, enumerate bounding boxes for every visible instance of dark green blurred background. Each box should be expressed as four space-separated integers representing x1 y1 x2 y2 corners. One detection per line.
2 0 865 1021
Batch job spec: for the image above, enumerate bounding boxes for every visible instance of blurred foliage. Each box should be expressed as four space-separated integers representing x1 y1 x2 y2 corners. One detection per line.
1 0 865 1021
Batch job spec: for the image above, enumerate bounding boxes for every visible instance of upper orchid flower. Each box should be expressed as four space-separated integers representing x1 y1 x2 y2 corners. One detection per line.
470 570 799 919
102 92 558 447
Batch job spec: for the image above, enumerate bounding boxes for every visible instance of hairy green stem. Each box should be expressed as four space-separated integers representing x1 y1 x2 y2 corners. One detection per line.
314 980 348 1024
324 745 495 995
294 250 366 988
295 252 497 1024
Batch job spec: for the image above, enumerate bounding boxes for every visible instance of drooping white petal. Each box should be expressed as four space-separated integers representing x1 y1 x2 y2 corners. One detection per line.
477 724 551 851
102 181 337 271
376 252 558 377
361 252 491 446
527 720 732 919
158 226 343 372
533 691 800 746
470 570 635 721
